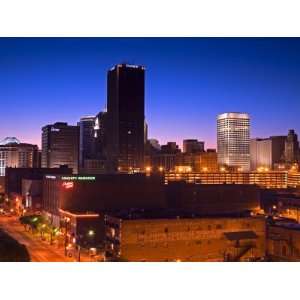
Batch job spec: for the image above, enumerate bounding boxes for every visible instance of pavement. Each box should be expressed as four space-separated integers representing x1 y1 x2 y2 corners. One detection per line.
0 215 90 262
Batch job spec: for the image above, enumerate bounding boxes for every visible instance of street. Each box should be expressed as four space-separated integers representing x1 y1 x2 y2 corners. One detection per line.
0 216 75 262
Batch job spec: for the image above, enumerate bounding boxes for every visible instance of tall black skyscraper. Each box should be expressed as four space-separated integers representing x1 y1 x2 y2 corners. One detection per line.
106 64 145 172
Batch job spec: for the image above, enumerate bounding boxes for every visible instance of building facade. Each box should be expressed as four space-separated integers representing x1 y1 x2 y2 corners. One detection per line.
217 112 250 171
105 214 266 262
165 171 288 189
5 166 72 204
42 174 166 224
285 129 299 163
0 137 39 176
183 139 205 154
250 136 286 171
78 116 95 169
94 111 107 159
267 223 300 261
166 182 260 215
41 122 79 174
106 64 145 172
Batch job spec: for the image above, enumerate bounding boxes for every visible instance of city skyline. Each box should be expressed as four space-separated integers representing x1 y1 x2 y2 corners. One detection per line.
1 38 300 148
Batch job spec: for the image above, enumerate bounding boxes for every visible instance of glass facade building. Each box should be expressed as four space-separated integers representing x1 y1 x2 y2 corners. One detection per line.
106 64 145 172
78 116 96 168
41 122 79 174
217 112 250 171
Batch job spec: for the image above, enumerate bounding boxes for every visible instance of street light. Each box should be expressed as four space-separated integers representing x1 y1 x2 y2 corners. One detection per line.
89 247 97 261
64 217 71 256
88 229 95 237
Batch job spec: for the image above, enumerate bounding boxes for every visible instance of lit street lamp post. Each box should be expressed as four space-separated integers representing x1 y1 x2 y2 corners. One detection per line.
64 217 70 256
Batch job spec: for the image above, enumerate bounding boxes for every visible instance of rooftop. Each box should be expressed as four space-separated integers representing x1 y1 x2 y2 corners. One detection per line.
106 208 255 221
217 112 250 120
272 221 300 231
0 137 20 145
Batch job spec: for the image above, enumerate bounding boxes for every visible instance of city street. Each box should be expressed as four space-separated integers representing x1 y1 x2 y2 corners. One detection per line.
0 216 75 262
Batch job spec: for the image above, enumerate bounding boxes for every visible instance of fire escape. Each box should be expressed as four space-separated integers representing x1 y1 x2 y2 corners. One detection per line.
223 231 258 262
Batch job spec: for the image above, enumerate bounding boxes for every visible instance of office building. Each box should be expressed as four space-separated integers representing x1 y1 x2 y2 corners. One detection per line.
0 137 39 176
148 139 161 151
183 139 204 153
217 112 250 171
271 136 287 164
250 138 272 171
161 142 180 154
250 136 286 171
172 151 217 172
198 151 218 172
106 64 145 172
144 121 148 144
147 142 181 172
41 122 79 174
78 116 95 169
94 111 107 158
80 159 106 174
150 153 177 172
285 129 299 163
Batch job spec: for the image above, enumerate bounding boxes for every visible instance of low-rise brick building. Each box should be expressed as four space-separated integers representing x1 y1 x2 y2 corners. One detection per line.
105 211 266 262
267 222 300 261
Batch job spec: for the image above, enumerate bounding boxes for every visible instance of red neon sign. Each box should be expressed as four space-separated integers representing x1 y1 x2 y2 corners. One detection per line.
62 181 74 189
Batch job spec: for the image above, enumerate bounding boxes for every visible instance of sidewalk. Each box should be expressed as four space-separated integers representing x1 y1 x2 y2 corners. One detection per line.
0 216 97 262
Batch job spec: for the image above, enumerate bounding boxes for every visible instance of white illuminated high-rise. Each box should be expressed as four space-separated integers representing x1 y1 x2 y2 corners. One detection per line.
217 112 250 171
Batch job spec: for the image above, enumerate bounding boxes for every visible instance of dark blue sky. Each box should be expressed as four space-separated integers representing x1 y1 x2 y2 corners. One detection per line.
0 38 299 148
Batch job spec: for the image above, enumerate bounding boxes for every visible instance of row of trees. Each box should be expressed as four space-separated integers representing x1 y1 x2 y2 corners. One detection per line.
19 214 60 245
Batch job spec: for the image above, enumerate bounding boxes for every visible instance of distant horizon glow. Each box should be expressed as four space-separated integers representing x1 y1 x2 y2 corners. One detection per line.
1 38 300 150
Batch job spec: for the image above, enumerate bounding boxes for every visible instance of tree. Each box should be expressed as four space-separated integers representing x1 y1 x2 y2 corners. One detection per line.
0 230 30 262
19 214 46 232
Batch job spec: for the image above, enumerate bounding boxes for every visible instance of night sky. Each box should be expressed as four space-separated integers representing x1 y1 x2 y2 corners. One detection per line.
0 38 300 149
